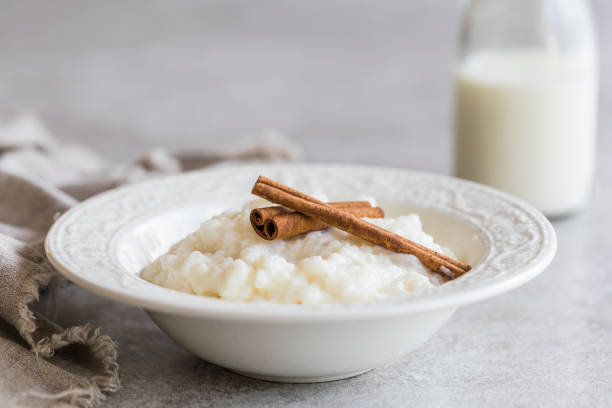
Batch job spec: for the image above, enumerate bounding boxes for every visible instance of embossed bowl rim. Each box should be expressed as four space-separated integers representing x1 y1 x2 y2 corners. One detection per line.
45 163 557 321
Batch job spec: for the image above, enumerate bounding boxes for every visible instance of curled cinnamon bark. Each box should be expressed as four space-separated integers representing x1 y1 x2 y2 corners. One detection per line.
251 176 471 279
250 202 384 240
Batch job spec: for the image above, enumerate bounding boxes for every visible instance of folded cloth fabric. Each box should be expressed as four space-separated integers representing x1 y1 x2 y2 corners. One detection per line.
0 112 300 408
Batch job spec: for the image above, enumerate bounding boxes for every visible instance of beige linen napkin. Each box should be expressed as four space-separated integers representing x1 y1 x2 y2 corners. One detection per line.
0 112 300 407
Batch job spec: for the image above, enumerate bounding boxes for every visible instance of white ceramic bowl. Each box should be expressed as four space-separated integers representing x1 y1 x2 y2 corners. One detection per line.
45 163 556 382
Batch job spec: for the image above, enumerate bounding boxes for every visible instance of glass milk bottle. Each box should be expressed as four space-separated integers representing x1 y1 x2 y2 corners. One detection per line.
454 0 598 217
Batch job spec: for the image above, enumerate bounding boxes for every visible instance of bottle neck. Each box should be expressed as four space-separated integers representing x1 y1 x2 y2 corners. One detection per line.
457 0 597 64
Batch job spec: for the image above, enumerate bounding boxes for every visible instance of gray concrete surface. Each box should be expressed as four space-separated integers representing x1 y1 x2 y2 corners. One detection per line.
1 1 611 406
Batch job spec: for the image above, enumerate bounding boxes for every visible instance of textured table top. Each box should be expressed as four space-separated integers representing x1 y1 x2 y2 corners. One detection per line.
2 1 611 406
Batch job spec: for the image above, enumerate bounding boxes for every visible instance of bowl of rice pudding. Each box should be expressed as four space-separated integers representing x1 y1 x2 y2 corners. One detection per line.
45 163 556 382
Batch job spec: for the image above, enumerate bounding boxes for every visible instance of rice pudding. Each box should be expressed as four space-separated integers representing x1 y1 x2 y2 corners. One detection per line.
142 198 452 304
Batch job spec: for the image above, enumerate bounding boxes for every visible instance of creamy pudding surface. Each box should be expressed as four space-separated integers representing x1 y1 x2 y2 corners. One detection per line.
142 197 452 304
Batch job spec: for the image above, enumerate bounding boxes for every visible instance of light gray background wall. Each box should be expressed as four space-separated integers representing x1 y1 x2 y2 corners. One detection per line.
2 0 608 171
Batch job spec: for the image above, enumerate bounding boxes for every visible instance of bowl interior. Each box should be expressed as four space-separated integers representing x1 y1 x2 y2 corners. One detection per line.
112 193 485 278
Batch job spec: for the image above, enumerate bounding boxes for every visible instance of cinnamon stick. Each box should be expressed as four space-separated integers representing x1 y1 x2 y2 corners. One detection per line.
255 176 471 273
251 201 372 227
250 202 384 240
252 176 471 279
